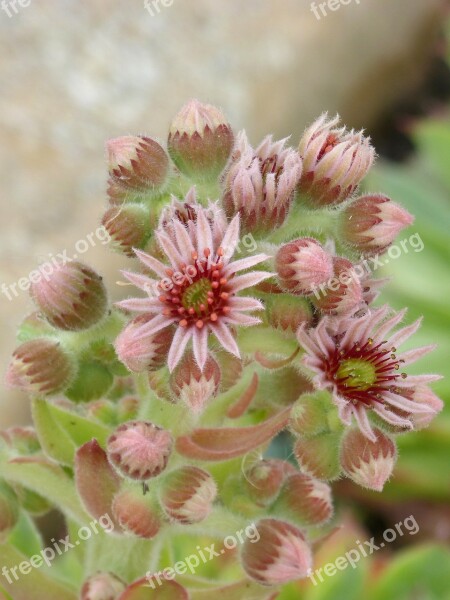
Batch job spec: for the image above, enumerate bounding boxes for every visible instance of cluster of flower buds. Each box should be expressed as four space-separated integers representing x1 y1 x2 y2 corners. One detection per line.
2 99 443 599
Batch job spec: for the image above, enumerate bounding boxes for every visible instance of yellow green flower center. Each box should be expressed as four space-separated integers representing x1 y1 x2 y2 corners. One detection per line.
182 278 212 313
336 358 377 391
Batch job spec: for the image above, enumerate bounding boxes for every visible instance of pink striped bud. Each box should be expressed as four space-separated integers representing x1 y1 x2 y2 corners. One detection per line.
294 432 342 481
273 473 333 526
340 194 413 254
81 572 125 600
276 238 334 295
311 257 363 315
168 99 234 179
289 391 330 438
115 315 173 373
6 339 76 395
241 518 312 585
107 421 173 481
107 135 169 195
298 113 375 206
159 466 217 524
244 459 296 506
30 261 107 331
340 427 397 492
101 204 151 257
112 489 161 539
170 350 220 414
0 426 40 455
266 294 314 334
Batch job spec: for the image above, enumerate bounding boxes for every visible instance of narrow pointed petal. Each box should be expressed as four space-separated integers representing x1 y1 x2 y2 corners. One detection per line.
211 321 240 357
220 214 240 257
167 327 193 372
226 253 271 274
192 325 208 371
134 249 167 278
115 298 160 313
229 271 274 293
131 314 174 341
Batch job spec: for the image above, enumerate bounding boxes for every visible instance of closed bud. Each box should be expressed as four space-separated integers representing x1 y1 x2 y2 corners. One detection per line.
159 466 217 524
170 350 220 414
107 135 169 195
222 133 302 235
340 427 397 492
115 315 173 373
17 311 53 342
101 204 151 257
30 261 107 331
0 426 40 455
107 421 173 481
289 391 330 438
266 294 314 334
340 194 413 254
311 257 363 315
294 433 342 481
216 352 243 392
81 572 125 600
112 489 161 539
407 386 444 430
0 481 19 541
273 473 333 526
244 459 296 506
168 99 234 179
6 339 76 396
65 360 113 403
298 113 375 206
241 518 312 585
276 238 334 295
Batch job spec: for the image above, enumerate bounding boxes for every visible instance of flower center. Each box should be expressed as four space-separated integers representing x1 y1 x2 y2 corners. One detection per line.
336 358 377 391
318 133 339 160
182 278 213 313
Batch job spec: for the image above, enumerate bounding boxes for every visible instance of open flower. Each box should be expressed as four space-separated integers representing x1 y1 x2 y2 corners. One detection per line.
297 306 441 441
116 203 272 371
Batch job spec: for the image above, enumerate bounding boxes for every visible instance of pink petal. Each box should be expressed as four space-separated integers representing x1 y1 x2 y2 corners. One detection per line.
229 271 274 293
196 207 213 257
395 374 443 387
121 270 155 293
167 326 192 372
397 344 436 366
210 321 240 357
115 297 160 313
192 325 208 371
384 391 435 414
131 314 174 341
373 308 407 343
173 220 195 258
228 296 264 311
224 314 262 326
156 230 185 269
134 249 167 278
220 214 240 258
388 318 422 348
372 405 413 429
353 405 377 442
226 253 271 274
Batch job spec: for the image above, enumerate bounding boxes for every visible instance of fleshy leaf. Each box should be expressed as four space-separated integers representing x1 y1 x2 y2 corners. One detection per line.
119 577 189 599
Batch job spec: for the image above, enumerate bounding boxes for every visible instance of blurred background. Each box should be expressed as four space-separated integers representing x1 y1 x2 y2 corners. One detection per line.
1 1 449 598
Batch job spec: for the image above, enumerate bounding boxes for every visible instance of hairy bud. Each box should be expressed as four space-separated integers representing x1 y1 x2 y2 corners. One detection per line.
112 489 161 539
81 572 125 600
102 204 151 257
170 350 221 414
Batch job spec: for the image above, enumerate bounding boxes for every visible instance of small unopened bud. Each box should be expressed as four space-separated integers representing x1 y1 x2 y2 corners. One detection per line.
112 489 161 539
289 391 330 438
276 238 334 295
81 572 125 600
241 518 312 585
107 421 173 481
17 311 53 341
298 113 375 206
30 261 107 331
107 135 169 195
244 459 296 506
0 481 19 542
66 360 113 403
266 294 314 334
115 316 173 373
407 386 444 430
311 257 363 315
168 99 234 179
101 204 151 257
6 339 76 395
273 473 333 526
170 350 220 414
340 427 397 492
0 426 40 455
216 352 243 392
159 466 217 524
294 432 341 481
339 194 414 254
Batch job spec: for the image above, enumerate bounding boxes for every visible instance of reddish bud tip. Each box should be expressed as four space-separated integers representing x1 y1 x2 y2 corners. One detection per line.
81 572 125 600
30 261 108 331
274 472 333 526
170 349 221 414
294 433 342 481
244 459 296 506
112 489 161 539
102 204 151 257
311 256 363 315
107 421 173 481
276 238 334 295
115 316 173 373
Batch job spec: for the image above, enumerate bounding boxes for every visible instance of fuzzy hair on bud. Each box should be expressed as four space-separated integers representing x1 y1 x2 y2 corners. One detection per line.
170 349 221 414
266 294 314 334
311 256 363 315
112 489 161 539
102 204 151 257
294 433 342 481
273 472 333 526
244 459 296 507
81 572 125 600
289 391 331 438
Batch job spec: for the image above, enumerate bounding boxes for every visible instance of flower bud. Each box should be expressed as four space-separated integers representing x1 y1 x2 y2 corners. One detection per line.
0 426 40 455
311 257 363 315
0 481 19 542
339 194 413 254
266 294 314 334
115 316 173 373
159 466 217 524
407 386 444 430
107 421 173 481
6 339 76 395
81 572 125 600
273 473 333 526
101 204 151 257
276 238 334 295
340 427 397 492
169 350 220 414
241 518 312 585
107 135 169 195
216 352 243 392
17 311 53 341
222 133 302 235
30 261 108 331
298 113 375 206
244 459 296 506
65 360 113 403
112 489 161 539
168 99 234 179
289 391 330 438
294 433 341 481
